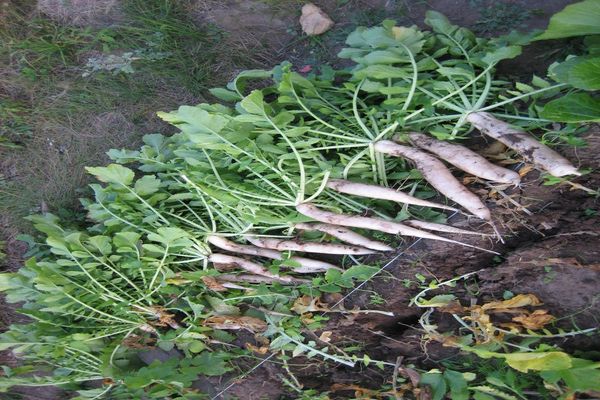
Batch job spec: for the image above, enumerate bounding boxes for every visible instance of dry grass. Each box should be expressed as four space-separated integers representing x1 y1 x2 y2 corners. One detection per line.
36 0 124 27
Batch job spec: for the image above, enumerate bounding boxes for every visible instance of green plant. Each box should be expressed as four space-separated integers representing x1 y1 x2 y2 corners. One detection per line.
413 273 600 399
473 2 531 35
535 0 600 123
1 7 595 399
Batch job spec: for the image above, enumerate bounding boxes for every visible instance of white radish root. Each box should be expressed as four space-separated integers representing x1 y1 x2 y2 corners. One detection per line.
208 235 281 258
373 140 492 221
286 257 342 273
466 112 580 177
407 132 521 185
245 235 376 255
208 235 340 272
296 203 499 254
404 220 489 236
218 274 308 285
208 253 292 283
326 179 459 212
295 222 394 251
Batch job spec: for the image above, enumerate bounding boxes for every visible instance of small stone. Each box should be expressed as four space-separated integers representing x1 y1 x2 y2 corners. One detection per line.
300 3 334 36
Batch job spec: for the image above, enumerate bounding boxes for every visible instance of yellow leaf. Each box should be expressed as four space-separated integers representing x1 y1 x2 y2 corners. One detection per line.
204 315 267 332
503 351 572 372
480 294 542 311
318 331 333 343
512 310 555 330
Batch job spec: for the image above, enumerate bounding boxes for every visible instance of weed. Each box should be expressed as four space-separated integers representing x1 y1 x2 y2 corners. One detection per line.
473 2 531 35
543 266 557 283
369 292 386 306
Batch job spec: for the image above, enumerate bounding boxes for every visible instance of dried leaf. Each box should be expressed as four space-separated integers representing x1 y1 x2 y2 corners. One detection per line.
300 3 334 35
519 164 535 177
122 335 156 349
201 276 228 292
438 300 466 314
246 342 269 354
291 295 331 314
144 306 180 329
479 294 542 311
399 366 421 387
318 331 333 343
204 315 267 332
512 309 555 330
330 383 385 398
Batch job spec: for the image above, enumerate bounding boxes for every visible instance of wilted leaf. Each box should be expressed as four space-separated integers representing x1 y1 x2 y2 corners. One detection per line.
245 343 269 354
512 310 555 330
318 331 333 343
204 315 267 332
201 276 227 292
291 295 330 314
480 294 542 311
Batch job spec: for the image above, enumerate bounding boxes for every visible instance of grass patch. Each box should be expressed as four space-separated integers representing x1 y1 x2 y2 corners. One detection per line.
471 1 533 35
0 0 266 233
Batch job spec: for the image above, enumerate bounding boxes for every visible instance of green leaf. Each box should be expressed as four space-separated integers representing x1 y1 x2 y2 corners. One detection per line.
541 93 600 122
480 46 522 65
87 236 112 255
86 164 135 186
424 11 454 35
421 371 447 400
209 88 242 102
353 65 410 80
113 232 141 249
417 294 456 307
540 358 600 392
552 56 600 90
503 351 572 372
536 0 600 40
471 386 518 400
240 90 265 115
134 175 161 196
444 370 470 400
158 106 230 139
585 35 600 54
188 341 206 353
190 352 232 376
0 274 16 292
206 296 240 315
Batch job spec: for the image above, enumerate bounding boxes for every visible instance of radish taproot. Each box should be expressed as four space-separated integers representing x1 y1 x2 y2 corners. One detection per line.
404 220 488 236
208 235 341 272
208 235 280 258
406 132 521 185
466 112 580 177
208 253 292 282
295 222 394 251
218 274 308 285
373 140 492 221
296 203 498 254
244 235 376 255
326 179 459 212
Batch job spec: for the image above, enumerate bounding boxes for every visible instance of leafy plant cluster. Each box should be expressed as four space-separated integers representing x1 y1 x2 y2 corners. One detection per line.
1 2 599 399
